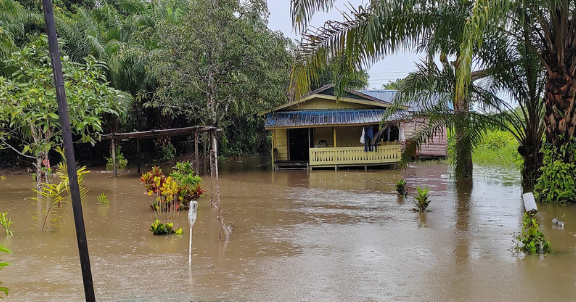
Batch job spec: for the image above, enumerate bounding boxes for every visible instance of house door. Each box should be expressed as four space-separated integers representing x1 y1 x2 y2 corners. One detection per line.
288 128 310 161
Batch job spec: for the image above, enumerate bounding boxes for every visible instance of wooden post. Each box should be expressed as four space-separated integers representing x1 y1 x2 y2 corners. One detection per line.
195 130 199 174
136 138 141 174
111 139 117 178
211 130 221 207
333 127 337 147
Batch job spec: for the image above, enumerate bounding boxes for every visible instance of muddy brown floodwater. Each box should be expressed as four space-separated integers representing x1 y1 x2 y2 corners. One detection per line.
2 159 576 301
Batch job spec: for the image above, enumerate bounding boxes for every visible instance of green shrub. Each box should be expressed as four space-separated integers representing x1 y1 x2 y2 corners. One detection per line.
396 179 407 197
106 146 128 170
448 129 522 169
157 142 176 162
534 140 576 203
150 219 182 235
414 187 431 212
515 213 552 254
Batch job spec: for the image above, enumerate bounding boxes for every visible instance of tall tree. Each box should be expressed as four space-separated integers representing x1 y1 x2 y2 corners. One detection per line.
0 37 130 191
150 0 292 128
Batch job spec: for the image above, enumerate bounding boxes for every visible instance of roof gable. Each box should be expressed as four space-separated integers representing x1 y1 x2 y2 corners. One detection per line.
258 85 392 116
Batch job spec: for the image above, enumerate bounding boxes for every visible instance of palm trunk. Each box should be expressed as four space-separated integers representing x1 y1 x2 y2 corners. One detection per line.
454 101 473 178
543 67 576 160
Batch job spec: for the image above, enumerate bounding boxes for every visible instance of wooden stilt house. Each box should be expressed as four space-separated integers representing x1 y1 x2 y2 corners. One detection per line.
259 85 447 170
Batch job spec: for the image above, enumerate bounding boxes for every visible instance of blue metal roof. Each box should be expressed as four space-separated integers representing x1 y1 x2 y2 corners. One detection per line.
265 109 387 128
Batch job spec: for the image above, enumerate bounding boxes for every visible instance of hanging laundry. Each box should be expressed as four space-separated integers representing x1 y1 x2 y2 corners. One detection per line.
360 128 365 144
399 126 405 142
364 126 374 152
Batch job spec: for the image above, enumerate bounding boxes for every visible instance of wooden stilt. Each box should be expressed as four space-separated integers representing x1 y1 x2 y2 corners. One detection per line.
111 139 117 178
137 138 141 174
195 130 199 174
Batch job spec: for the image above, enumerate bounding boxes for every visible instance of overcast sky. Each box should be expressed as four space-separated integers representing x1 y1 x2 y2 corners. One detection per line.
266 0 425 89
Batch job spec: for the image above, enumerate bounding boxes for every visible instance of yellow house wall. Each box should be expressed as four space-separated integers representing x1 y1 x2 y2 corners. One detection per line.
313 127 334 147
274 129 288 161
290 97 376 110
335 126 366 147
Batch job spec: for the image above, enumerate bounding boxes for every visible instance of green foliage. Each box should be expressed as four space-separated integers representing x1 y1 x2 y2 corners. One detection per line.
32 181 68 231
55 147 89 203
413 187 431 212
0 213 13 236
106 146 128 170
33 148 90 231
150 219 182 235
534 140 576 204
97 193 110 205
382 78 405 90
0 245 11 299
396 179 407 197
149 0 293 130
156 142 176 162
0 36 130 165
170 161 201 187
515 213 552 254
451 129 523 169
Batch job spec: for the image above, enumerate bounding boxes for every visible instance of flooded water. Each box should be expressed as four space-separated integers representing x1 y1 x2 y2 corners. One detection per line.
2 159 576 301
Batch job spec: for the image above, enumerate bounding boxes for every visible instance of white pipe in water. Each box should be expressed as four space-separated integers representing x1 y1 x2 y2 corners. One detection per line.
188 201 198 265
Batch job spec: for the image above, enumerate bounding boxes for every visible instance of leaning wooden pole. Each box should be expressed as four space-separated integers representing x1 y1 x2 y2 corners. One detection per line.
40 0 95 301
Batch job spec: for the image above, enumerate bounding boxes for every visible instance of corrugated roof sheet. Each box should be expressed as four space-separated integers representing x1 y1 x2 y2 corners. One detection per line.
265 109 387 128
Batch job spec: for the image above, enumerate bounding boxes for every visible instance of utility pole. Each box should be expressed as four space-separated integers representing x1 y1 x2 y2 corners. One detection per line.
40 0 96 301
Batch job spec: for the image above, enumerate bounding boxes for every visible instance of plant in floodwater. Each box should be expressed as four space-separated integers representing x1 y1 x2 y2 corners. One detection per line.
413 187 431 212
106 146 128 171
396 179 407 197
515 213 552 254
534 139 576 204
150 219 182 235
32 181 67 231
170 161 205 205
142 167 184 235
55 147 89 203
97 193 110 205
0 245 11 298
0 213 13 236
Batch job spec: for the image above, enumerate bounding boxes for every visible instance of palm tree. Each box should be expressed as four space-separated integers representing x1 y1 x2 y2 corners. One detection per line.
390 28 545 183
457 0 576 161
290 0 486 177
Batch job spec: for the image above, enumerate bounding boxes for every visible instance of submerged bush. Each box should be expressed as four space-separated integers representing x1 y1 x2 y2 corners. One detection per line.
515 213 552 254
106 146 128 170
534 140 576 204
413 187 431 212
396 179 407 197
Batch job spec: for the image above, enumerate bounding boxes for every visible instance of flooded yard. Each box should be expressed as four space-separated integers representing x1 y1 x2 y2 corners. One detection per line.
2 160 576 301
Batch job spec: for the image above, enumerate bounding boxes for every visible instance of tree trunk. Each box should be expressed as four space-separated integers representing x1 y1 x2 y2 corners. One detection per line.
454 101 473 178
36 154 43 231
543 66 576 159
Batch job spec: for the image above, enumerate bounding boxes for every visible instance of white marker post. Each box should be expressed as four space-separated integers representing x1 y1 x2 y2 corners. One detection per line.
188 201 198 265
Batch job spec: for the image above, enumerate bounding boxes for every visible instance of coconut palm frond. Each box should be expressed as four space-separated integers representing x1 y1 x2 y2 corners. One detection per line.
290 0 337 32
